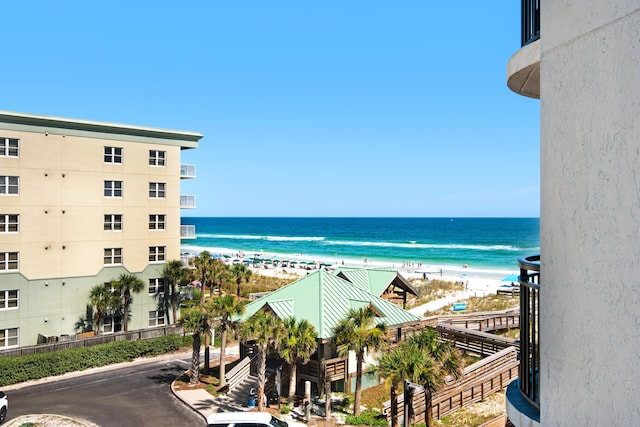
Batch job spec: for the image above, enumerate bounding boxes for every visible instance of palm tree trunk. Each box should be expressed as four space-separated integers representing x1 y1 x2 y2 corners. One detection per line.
123 292 130 331
288 360 298 404
191 333 201 384
171 285 178 325
219 328 227 386
354 351 363 416
390 383 398 427
257 348 267 411
425 389 434 427
94 313 102 336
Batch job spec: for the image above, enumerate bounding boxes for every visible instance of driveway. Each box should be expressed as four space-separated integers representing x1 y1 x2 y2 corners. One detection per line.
3 353 204 427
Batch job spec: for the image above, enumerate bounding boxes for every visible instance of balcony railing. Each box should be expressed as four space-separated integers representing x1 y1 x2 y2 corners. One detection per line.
180 225 196 239
521 0 540 46
181 164 196 179
518 254 541 410
180 194 196 209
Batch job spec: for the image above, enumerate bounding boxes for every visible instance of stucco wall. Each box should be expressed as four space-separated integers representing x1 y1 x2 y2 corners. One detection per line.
540 2 640 425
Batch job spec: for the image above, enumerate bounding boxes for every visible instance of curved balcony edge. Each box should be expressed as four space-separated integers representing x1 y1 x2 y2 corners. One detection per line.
506 380 541 427
507 39 540 99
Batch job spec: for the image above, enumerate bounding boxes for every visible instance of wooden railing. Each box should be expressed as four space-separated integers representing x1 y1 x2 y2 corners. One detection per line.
226 356 253 392
434 323 519 356
430 309 520 333
382 346 519 424
0 325 183 357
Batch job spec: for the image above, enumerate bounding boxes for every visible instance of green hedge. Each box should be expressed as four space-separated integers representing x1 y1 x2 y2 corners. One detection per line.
0 334 192 386
345 409 388 426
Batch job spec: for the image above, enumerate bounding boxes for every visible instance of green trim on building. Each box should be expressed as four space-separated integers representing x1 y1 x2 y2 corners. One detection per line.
0 110 203 148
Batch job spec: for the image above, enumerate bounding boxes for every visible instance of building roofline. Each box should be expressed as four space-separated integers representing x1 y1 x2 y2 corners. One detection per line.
0 110 203 148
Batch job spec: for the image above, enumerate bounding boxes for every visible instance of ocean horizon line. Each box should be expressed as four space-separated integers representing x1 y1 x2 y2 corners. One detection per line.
182 215 541 219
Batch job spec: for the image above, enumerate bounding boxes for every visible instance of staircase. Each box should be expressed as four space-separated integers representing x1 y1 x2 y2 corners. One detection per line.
222 374 258 410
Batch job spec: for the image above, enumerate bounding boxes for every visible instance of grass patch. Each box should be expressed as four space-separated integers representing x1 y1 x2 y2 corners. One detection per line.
406 279 465 309
361 383 388 411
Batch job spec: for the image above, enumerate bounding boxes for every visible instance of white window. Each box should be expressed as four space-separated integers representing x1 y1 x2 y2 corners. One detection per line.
104 146 123 164
0 214 18 233
149 182 166 199
0 176 19 195
0 252 18 271
104 180 123 197
104 248 122 265
149 214 165 230
0 290 18 310
104 214 122 231
149 246 166 263
0 327 18 348
104 281 117 293
149 310 165 327
0 138 19 157
103 315 122 334
148 278 165 295
149 150 166 166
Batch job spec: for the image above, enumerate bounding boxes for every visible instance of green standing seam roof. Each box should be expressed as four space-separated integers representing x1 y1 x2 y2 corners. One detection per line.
334 267 419 297
237 269 421 339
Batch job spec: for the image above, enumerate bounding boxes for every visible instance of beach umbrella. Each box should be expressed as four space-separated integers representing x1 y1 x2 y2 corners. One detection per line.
501 273 520 283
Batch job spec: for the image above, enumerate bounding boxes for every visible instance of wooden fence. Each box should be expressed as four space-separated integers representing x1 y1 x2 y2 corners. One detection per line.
0 325 183 357
382 346 519 425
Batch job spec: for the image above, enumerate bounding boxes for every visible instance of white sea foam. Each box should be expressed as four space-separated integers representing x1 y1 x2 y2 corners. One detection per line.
322 240 523 251
196 233 325 242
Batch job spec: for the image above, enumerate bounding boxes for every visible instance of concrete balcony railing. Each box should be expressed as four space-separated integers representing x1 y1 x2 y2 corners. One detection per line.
180 225 196 239
180 195 196 209
507 0 540 99
506 254 540 427
181 164 196 179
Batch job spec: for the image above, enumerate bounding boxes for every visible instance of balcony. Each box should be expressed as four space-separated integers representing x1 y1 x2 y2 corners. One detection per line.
506 254 540 427
181 164 196 179
181 225 196 239
180 195 196 209
507 0 540 99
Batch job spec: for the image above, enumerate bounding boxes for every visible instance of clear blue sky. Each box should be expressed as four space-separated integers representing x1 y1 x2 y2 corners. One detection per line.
2 2 539 217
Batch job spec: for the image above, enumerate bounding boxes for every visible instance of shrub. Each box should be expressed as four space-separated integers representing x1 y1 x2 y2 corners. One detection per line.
279 404 291 415
345 409 387 426
0 334 190 386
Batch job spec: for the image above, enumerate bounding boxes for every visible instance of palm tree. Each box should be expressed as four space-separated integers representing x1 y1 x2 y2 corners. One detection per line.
114 273 145 332
88 284 117 335
208 258 229 297
404 329 462 427
163 260 184 324
194 251 213 306
240 310 286 411
279 317 318 404
333 306 387 416
208 294 245 387
178 308 211 384
74 304 95 333
374 342 434 427
229 263 252 298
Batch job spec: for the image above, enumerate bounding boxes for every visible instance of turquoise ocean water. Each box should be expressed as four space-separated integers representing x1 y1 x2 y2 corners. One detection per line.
180 217 540 280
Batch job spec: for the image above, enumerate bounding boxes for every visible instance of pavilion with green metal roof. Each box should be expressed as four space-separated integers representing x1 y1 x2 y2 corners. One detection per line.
236 268 422 396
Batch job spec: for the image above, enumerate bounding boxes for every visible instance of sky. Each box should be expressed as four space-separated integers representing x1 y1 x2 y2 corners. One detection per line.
2 2 539 218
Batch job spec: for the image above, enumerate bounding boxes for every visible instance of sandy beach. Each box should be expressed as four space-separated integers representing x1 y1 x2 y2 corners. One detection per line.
183 246 514 312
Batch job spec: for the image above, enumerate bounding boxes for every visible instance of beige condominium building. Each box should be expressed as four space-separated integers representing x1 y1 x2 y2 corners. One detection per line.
0 111 202 348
